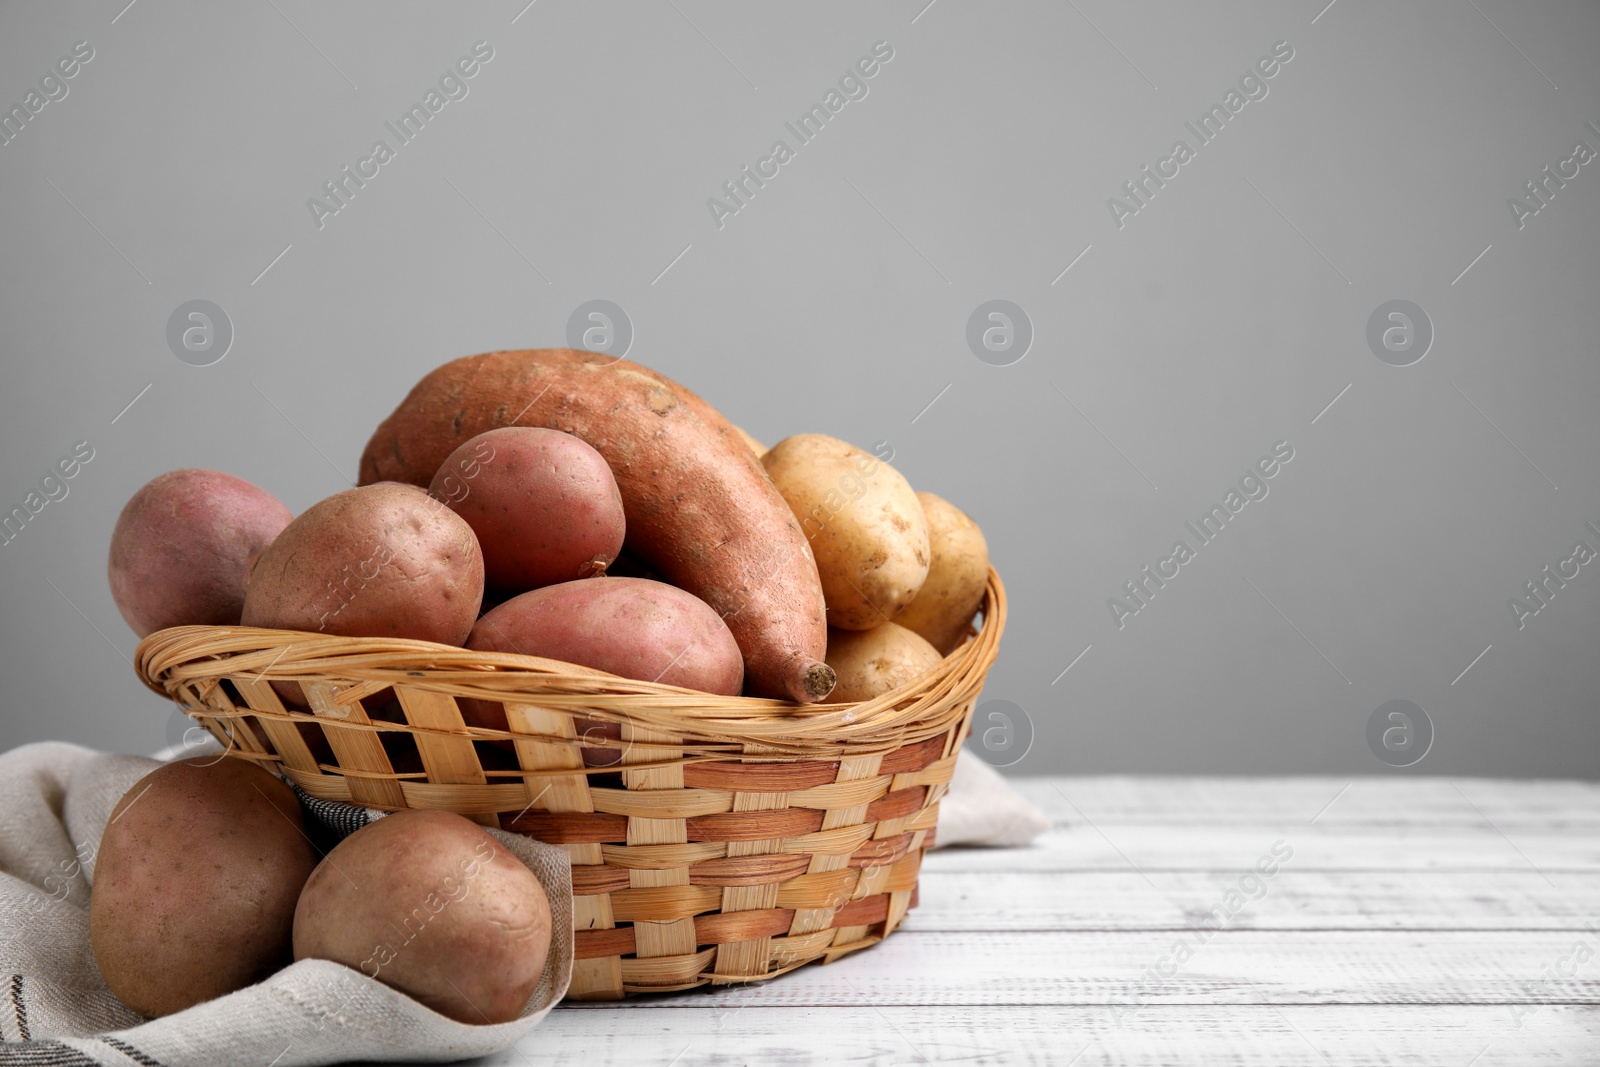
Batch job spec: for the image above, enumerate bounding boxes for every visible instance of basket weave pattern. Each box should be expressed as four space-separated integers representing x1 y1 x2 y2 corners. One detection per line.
135 571 1005 999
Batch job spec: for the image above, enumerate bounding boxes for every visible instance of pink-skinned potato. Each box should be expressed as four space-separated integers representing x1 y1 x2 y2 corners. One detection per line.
90 757 319 1017
108 469 293 637
241 483 483 645
428 428 625 593
462 576 742 734
293 810 551 1025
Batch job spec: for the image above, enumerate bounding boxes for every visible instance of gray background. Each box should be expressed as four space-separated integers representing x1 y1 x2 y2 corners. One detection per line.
1 0 1596 777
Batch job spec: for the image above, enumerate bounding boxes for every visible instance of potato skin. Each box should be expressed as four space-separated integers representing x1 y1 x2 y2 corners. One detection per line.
895 492 990 654
733 425 768 458
762 435 930 631
358 349 832 702
467 577 743 695
108 469 293 637
428 428 624 593
293 810 551 1025
90 757 319 1017
241 483 483 646
825 623 942 703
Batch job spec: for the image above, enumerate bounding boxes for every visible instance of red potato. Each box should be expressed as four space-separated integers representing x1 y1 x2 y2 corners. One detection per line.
468 577 743 694
293 810 551 1025
241 483 483 646
359 349 833 702
428 428 624 593
461 576 742 737
90 758 319 1016
108 469 293 637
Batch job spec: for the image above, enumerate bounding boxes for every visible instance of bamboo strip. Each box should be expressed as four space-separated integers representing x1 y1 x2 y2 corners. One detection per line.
231 678 321 774
303 681 405 808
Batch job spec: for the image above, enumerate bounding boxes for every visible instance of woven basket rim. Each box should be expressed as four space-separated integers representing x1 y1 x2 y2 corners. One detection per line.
135 568 1006 755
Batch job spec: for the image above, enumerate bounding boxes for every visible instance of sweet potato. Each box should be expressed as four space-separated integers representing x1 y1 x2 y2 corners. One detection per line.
895 491 990 654
428 428 625 592
108 469 292 637
733 425 768 458
359 349 832 702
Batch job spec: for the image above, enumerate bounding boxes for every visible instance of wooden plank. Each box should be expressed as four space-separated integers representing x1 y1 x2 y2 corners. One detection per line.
922 826 1600 872
487 1005 1600 1066
910 869 1600 931
557 930 1600 1006
1015 776 1600 826
479 774 1600 1062
489 775 1600 1061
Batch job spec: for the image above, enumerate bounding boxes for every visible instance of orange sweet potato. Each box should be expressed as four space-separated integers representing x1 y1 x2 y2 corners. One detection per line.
359 349 833 702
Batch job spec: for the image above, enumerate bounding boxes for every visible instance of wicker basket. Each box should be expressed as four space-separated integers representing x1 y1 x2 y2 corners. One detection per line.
134 569 1005 1000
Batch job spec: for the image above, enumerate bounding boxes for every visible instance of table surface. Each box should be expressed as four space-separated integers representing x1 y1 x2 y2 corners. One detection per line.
477 776 1600 1066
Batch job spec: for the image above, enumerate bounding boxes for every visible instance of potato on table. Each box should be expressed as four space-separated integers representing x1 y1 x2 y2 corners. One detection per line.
294 810 551 1025
90 757 319 1016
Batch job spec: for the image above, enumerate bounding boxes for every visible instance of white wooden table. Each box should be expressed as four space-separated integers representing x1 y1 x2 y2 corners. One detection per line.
480 776 1600 1065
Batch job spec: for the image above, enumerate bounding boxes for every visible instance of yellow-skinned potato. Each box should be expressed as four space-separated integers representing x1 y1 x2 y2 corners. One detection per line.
896 492 990 654
762 434 929 630
825 623 942 702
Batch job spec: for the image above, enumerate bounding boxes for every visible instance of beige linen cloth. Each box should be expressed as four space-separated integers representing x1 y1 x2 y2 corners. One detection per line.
0 741 1044 1066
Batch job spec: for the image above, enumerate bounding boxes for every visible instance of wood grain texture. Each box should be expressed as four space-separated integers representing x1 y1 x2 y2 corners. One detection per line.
479 1005 1600 1066
911 870 1600 930
482 775 1600 1065
537 929 1600 1007
924 826 1600 872
1014 776 1600 826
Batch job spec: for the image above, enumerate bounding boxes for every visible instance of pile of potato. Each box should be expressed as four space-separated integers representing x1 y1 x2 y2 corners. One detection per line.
91 757 550 1022
759 434 990 702
96 347 990 1018
109 348 989 708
